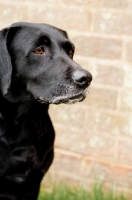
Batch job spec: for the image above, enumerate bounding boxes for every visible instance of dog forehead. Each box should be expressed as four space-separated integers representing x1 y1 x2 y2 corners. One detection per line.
35 24 67 40
16 23 68 39
11 23 68 47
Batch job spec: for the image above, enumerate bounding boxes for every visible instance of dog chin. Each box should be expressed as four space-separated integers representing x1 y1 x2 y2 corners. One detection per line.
51 94 85 104
36 89 88 105
51 89 88 104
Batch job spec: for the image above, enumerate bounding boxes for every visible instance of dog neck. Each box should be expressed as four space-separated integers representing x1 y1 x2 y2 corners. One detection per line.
0 91 49 125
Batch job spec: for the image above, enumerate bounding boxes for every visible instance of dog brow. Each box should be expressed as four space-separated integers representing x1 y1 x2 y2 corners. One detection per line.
62 40 75 51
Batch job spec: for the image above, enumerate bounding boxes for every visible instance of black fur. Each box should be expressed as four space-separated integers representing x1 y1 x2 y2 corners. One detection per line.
0 22 92 199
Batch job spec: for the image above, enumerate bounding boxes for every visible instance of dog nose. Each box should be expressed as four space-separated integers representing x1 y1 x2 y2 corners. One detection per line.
73 70 92 87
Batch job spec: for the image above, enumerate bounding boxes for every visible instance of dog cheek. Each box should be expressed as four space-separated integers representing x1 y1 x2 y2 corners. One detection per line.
26 82 49 101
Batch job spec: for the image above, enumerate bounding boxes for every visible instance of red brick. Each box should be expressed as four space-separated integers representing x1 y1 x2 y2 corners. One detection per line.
83 159 132 186
85 86 118 110
92 0 128 9
49 104 86 129
7 0 58 2
0 23 7 30
54 125 81 150
60 0 90 5
85 109 131 135
117 114 132 136
93 11 132 35
73 58 91 71
28 4 55 25
120 89 132 113
83 134 115 157
45 171 82 186
55 127 116 157
118 137 132 163
84 161 118 182
123 63 132 88
0 3 28 25
80 158 93 178
84 109 132 136
53 7 91 31
51 151 82 175
54 128 81 151
50 106 132 138
126 0 132 9
24 0 57 2
93 64 124 87
71 36 122 59
75 59 124 87
125 40 132 61
117 170 132 188
29 5 91 31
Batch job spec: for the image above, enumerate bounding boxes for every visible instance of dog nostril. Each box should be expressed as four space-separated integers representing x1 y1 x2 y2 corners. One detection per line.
88 72 92 82
73 71 86 84
80 76 87 84
73 70 92 86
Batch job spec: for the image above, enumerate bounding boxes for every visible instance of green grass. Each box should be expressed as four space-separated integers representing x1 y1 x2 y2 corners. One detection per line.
38 183 128 200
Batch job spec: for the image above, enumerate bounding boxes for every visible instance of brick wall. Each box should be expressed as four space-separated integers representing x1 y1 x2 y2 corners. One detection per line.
1 0 132 196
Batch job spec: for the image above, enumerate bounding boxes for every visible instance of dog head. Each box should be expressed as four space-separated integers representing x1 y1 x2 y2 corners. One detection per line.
0 22 92 104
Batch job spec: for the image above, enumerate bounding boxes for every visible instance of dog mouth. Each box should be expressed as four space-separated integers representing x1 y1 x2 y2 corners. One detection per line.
52 93 85 104
37 89 88 104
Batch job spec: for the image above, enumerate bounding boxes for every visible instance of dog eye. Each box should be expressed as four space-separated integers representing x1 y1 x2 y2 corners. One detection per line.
34 47 44 54
68 50 74 58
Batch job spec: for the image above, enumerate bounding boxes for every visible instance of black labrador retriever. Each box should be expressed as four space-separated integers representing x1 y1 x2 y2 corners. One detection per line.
0 22 92 199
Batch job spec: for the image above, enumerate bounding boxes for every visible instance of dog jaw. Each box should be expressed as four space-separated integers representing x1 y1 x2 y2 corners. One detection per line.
36 89 88 105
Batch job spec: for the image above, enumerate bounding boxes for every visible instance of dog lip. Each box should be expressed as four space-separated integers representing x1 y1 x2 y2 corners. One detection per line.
36 97 49 104
69 93 83 100
51 90 88 104
36 89 88 104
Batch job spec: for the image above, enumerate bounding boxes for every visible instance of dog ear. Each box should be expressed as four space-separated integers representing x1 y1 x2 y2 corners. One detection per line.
62 30 68 38
0 28 12 96
58 28 69 39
